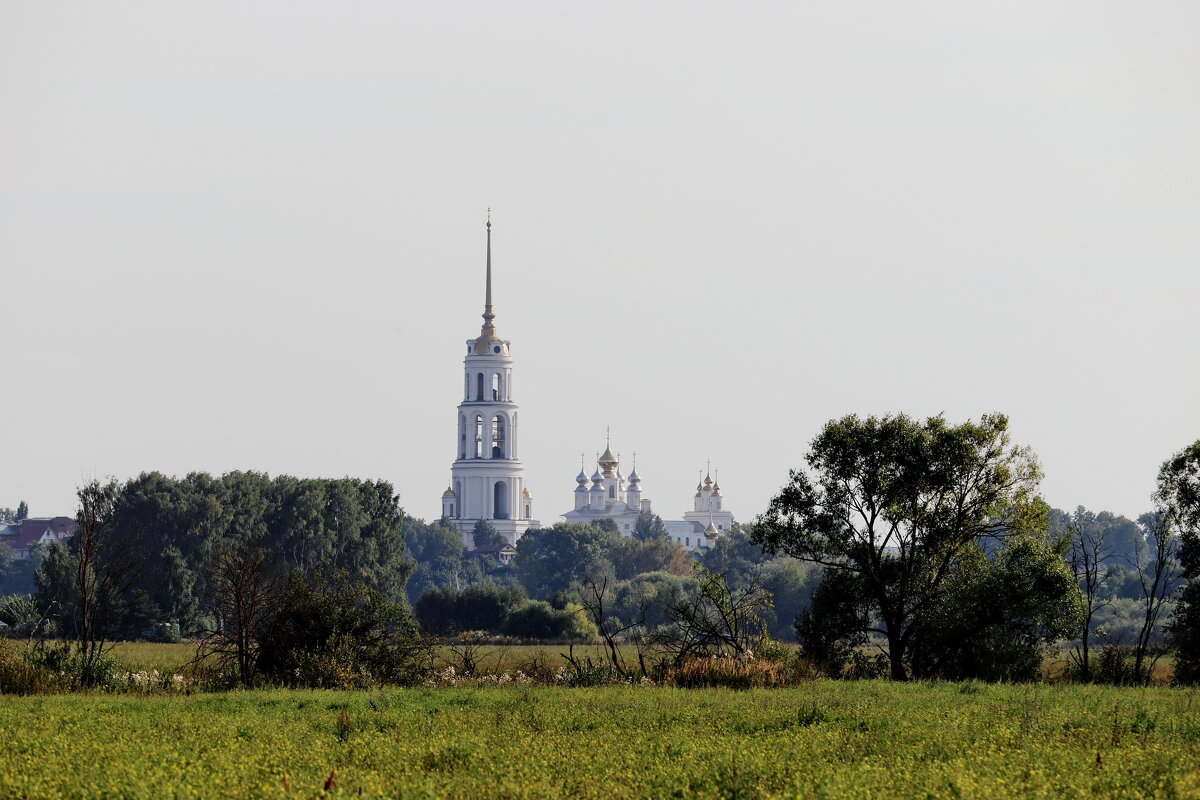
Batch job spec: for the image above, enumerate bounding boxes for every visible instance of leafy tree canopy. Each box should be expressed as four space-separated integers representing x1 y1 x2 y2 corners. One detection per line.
1162 440 1200 684
513 523 620 600
755 412 1044 679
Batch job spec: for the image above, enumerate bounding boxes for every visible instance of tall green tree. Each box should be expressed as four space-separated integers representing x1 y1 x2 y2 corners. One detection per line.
513 523 619 599
703 525 771 583
472 519 506 549
755 413 1044 680
15 501 28 521
633 512 668 541
1160 441 1200 683
907 530 1081 681
405 517 474 604
1066 506 1116 681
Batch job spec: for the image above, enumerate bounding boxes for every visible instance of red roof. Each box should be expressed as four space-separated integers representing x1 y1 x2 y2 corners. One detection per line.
0 517 76 551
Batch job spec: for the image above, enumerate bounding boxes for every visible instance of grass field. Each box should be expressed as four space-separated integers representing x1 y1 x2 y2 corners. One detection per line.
105 641 649 675
2 682 1198 799
105 641 1178 685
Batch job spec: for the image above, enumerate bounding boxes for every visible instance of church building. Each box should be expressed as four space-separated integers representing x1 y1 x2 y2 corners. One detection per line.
562 439 734 552
438 219 733 553
439 219 539 548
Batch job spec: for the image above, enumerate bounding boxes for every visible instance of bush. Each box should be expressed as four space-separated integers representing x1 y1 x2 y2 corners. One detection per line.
501 601 570 640
414 584 526 636
0 641 122 693
255 570 433 688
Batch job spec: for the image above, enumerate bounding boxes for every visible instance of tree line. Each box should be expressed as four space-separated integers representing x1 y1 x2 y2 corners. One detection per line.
22 471 409 642
2 412 1198 686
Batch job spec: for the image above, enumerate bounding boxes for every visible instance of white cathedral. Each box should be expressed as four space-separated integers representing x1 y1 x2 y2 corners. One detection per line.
439 221 733 552
563 442 734 551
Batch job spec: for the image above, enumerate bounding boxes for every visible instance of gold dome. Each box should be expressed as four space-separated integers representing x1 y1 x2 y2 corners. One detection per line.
598 444 618 468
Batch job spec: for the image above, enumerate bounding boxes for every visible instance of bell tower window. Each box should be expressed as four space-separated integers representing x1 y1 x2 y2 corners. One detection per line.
494 481 510 520
491 415 506 459
476 373 484 401
474 415 484 458
491 373 499 401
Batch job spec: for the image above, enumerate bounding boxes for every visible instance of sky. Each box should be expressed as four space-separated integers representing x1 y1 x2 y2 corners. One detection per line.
2 2 1197 526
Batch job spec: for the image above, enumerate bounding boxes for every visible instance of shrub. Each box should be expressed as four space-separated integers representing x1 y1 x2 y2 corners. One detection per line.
414 584 526 636
255 570 434 688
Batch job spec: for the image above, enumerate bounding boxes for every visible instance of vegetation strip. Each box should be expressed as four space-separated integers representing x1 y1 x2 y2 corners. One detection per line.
2 683 1198 799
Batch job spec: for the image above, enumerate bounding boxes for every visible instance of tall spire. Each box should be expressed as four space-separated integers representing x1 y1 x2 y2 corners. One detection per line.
481 210 496 338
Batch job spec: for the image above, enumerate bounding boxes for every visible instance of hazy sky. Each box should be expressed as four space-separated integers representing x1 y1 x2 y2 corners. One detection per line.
3 2 1197 527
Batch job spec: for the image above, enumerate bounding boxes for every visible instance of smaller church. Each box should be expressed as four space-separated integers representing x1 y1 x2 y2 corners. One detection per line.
562 439 734 552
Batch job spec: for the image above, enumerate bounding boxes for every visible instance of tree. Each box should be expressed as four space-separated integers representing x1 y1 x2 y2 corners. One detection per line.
755 413 1043 680
15 501 28 522
70 480 141 684
500 599 594 641
794 569 873 676
657 568 772 662
608 571 698 632
702 525 772 585
1131 511 1181 683
573 576 651 678
0 594 49 640
757 558 819 640
198 543 280 687
405 517 473 604
33 542 77 633
611 535 691 579
0 541 14 585
513 523 619 599
1067 507 1116 681
633 512 669 541
29 479 142 686
907 532 1081 681
472 519 506 549
255 570 432 688
413 583 525 635
1163 441 1200 683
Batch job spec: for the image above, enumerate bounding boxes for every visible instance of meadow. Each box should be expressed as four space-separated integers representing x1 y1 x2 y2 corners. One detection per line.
2 681 1199 799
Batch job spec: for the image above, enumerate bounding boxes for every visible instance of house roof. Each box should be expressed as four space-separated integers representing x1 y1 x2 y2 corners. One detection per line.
0 517 76 550
472 544 516 555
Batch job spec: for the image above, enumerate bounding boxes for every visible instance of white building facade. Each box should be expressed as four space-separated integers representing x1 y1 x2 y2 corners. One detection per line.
440 220 539 548
561 442 734 552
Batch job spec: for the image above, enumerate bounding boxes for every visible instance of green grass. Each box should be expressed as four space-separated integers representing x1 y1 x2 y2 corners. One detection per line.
2 682 1199 798
107 641 195 672
104 641 638 675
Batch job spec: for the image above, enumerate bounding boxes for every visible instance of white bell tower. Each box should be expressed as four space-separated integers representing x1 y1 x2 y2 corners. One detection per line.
441 217 538 548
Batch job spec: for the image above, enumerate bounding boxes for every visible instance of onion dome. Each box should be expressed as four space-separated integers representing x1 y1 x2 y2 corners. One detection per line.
522 488 533 499
442 486 456 498
704 521 719 538
712 482 721 496
591 469 604 485
598 447 619 476
628 469 641 484
576 469 589 486
703 474 714 487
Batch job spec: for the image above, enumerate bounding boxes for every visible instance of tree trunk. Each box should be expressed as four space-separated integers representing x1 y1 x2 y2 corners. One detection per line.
888 632 908 681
